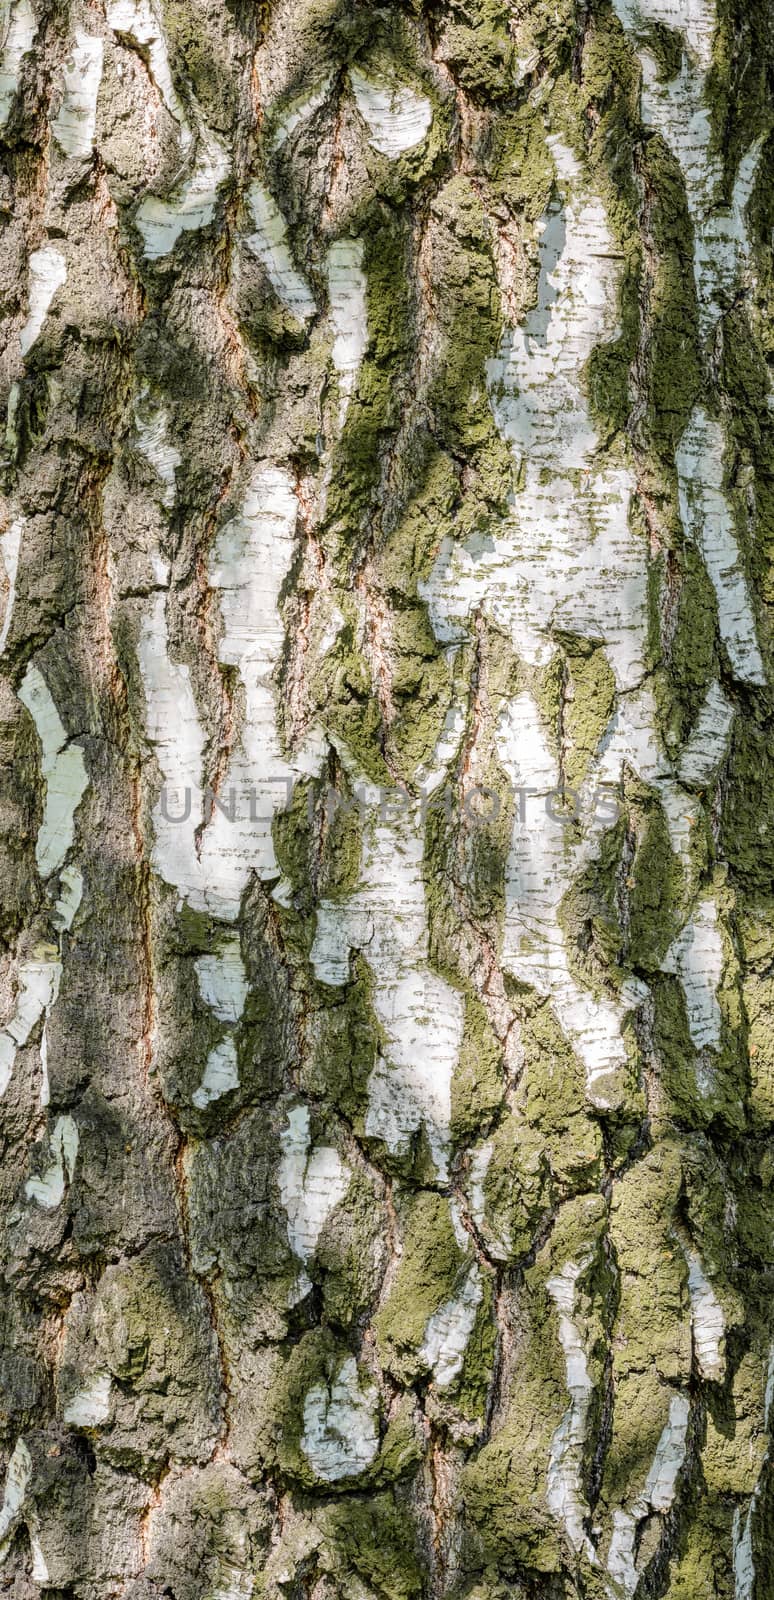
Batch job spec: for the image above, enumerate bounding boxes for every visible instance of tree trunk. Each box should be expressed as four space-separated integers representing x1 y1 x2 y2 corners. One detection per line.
1 0 773 1595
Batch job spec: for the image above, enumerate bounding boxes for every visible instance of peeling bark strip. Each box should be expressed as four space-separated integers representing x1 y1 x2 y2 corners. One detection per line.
1 0 773 1593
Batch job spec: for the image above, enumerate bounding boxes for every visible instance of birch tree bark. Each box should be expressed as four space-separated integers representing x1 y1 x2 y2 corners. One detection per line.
1 0 773 1595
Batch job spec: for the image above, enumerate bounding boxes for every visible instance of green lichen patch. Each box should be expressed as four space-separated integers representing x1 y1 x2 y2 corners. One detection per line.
585 254 639 446
709 0 772 191
608 1143 691 1386
375 1190 468 1384
719 307 774 613
320 1488 426 1600
260 1329 373 1486
639 138 703 461
558 818 627 1001
557 635 617 791
377 440 460 596
325 208 414 555
519 998 607 1190
450 992 504 1146
625 785 683 971
317 774 364 902
422 781 466 984
460 764 513 929
304 954 381 1124
681 1140 745 1314
652 545 719 751
720 718 774 894
462 1364 564 1572
387 600 452 778
473 1112 555 1262
422 646 520 978
462 1195 608 1574
425 176 512 534
738 903 774 1126
661 1500 736 1600
734 1144 774 1269
86 1241 223 1474
432 0 516 103
351 61 451 200
315 1166 388 1328
312 618 392 783
650 974 709 1128
270 753 362 926
703 1345 769 1496
487 103 555 225
640 20 683 82
532 654 563 763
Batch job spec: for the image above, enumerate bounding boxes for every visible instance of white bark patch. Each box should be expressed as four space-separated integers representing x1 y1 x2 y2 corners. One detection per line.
546 1261 596 1560
138 468 325 918
209 1579 253 1600
678 680 735 787
607 1510 639 1595
137 590 207 906
424 132 727 1106
136 132 229 259
195 936 247 1024
29 1533 48 1583
636 49 762 340
19 246 67 356
63 1373 112 1427
692 134 764 339
594 689 695 870
192 1037 240 1110
326 240 368 421
497 692 647 1110
612 0 716 69
278 1105 350 1265
0 952 61 1098
423 155 647 694
348 66 432 157
643 1393 692 1511
0 0 36 130
0 516 22 654
18 664 89 878
270 76 333 150
25 1113 78 1209
676 408 764 686
0 1439 32 1557
301 1356 379 1482
732 1344 774 1600
606 1393 690 1596
53 862 83 929
245 182 317 323
39 1024 50 1107
734 1505 755 1600
589 6 767 688
200 465 326 914
134 398 180 508
419 1263 483 1388
663 898 724 1051
51 31 103 159
311 792 464 1182
106 0 190 138
684 1249 726 1380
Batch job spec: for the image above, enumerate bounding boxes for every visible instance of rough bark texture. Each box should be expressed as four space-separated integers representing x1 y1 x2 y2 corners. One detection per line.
1 0 774 1595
